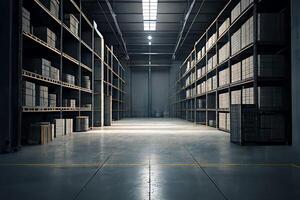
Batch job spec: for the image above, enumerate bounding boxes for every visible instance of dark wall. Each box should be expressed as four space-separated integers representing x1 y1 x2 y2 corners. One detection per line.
128 66 170 117
0 0 21 152
131 67 149 117
291 0 300 150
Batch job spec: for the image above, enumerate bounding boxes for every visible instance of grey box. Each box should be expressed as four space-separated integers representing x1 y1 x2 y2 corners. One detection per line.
23 81 36 107
28 122 51 145
65 119 73 135
29 58 51 77
22 8 30 33
64 14 79 36
40 0 60 18
48 94 56 107
63 99 76 108
36 86 49 107
49 66 60 80
54 119 65 137
33 27 57 48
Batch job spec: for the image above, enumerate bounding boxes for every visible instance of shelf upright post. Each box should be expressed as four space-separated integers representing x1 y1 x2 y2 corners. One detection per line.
253 0 259 138
60 0 64 119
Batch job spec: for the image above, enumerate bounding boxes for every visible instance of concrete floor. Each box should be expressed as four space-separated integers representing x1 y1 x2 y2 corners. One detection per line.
0 118 300 200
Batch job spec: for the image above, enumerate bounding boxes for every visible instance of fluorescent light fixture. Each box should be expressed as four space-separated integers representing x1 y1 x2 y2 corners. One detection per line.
144 21 156 31
143 0 158 31
148 41 152 45
147 35 152 40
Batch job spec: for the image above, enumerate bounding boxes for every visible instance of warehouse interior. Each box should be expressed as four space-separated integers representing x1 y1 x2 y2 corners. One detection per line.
1 0 300 199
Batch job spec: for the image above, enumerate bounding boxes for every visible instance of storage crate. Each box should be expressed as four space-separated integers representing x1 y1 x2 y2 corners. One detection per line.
242 56 254 79
23 81 36 107
218 42 230 63
40 0 60 18
219 92 229 109
218 18 230 37
22 8 30 33
64 14 79 36
242 87 254 104
33 27 57 48
28 122 51 145
29 58 51 78
65 119 73 135
48 94 56 107
241 17 254 49
49 66 60 80
231 62 241 82
231 2 241 23
231 90 241 105
36 86 49 107
54 119 65 137
231 29 241 55
218 68 230 86
63 99 76 108
230 104 257 144
76 116 89 132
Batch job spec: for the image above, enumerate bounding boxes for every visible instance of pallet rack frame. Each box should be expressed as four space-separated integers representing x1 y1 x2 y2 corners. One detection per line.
173 0 291 144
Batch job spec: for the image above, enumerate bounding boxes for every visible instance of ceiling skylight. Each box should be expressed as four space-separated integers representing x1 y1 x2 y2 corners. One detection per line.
143 0 158 31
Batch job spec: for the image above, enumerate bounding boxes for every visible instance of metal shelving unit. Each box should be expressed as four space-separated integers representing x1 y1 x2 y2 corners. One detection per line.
20 0 126 142
173 0 291 144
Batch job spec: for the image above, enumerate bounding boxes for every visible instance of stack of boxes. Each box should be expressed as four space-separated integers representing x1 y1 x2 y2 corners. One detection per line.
231 29 241 55
241 0 254 11
28 122 52 145
231 62 241 82
241 17 254 49
30 58 51 77
64 99 76 108
242 56 254 79
36 86 48 107
29 58 60 80
65 119 73 135
219 112 230 131
207 54 217 71
218 42 230 63
242 87 254 104
231 90 241 105
219 92 229 109
231 2 241 22
219 68 230 86
54 119 65 138
218 18 230 37
34 27 57 48
48 94 56 107
64 14 79 36
23 81 36 107
22 8 31 33
40 0 60 18
206 33 217 50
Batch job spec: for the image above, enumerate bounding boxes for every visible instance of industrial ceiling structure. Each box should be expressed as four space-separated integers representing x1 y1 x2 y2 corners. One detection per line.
82 0 229 67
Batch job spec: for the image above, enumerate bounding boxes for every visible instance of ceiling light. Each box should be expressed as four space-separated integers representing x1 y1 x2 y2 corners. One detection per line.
148 35 152 40
149 41 152 45
142 0 158 31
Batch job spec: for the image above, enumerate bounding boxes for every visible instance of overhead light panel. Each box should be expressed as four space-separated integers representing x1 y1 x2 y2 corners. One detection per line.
147 35 152 40
143 0 158 31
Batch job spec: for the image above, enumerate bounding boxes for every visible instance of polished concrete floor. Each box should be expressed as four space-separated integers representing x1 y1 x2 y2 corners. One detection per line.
1 118 300 200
